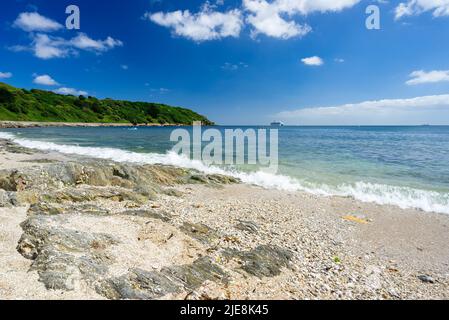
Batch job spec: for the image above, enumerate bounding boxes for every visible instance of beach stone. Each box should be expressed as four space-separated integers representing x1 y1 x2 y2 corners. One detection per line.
28 202 111 217
0 189 12 207
40 186 149 204
180 222 220 244
0 170 28 191
418 275 435 284
133 185 158 200
164 256 229 290
98 268 182 300
118 209 172 222
4 143 35 155
28 203 64 216
98 257 228 300
224 245 293 278
162 188 184 197
69 203 111 216
187 174 239 185
235 220 259 234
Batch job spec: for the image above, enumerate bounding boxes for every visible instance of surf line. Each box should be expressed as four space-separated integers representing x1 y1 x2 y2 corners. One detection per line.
170 122 279 174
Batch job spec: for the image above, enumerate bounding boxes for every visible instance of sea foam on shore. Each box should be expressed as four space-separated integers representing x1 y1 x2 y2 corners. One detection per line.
1 131 448 214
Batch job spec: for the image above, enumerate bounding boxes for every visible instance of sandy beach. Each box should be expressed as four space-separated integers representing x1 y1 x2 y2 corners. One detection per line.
0 138 448 300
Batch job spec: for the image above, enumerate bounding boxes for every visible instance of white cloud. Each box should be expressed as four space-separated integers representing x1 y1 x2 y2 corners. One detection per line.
13 12 63 32
276 94 449 125
395 0 449 19
146 5 243 41
10 12 122 60
150 87 170 94
147 0 360 41
244 0 311 39
15 33 123 60
301 56 324 66
32 34 71 59
33 74 59 86
70 33 123 52
243 0 360 39
335 58 345 63
221 62 249 70
406 70 449 85
0 72 13 79
54 87 88 96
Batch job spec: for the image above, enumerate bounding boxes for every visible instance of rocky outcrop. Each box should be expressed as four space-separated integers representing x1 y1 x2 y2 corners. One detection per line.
17 214 118 290
0 141 296 300
15 201 293 299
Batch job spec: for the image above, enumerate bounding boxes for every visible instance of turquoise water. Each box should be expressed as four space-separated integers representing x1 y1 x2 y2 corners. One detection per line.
1 126 449 213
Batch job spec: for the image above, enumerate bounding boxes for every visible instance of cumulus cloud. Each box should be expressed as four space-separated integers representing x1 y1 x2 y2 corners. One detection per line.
0 72 13 79
147 0 359 41
31 34 71 59
275 95 449 125
243 0 360 39
406 70 449 85
70 33 123 52
54 87 88 96
395 0 449 19
244 0 311 39
145 5 243 41
33 74 59 86
301 56 324 66
13 12 63 32
14 33 123 60
10 12 122 59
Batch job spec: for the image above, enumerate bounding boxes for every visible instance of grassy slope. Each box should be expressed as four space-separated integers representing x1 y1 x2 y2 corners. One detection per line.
0 82 213 125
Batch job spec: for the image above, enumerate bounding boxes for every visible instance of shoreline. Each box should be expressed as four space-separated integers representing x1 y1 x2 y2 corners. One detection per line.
0 121 191 129
0 138 449 299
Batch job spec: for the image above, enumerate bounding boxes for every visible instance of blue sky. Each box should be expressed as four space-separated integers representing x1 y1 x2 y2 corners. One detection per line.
1 0 449 125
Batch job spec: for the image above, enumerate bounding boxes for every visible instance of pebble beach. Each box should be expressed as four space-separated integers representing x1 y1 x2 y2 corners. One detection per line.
0 138 448 300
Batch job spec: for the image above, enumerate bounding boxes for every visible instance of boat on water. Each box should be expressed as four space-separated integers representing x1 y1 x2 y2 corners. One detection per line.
270 121 284 127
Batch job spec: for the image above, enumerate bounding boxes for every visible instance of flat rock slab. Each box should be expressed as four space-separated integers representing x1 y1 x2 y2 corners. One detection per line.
99 257 229 300
224 245 293 278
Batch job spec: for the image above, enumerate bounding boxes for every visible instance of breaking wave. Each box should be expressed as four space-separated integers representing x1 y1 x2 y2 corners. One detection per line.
1 131 448 214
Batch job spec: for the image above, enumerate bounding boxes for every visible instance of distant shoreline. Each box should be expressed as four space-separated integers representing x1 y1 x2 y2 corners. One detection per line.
0 121 190 129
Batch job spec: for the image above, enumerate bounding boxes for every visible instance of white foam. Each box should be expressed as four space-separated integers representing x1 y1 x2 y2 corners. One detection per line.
1 131 448 214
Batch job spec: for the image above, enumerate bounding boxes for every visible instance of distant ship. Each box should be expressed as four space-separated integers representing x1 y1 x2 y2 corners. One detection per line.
270 121 284 127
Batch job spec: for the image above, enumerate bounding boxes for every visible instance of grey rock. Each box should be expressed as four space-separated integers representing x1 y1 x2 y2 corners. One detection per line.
180 222 220 244
224 245 293 278
235 220 259 234
418 274 435 284
28 203 64 216
0 189 12 207
16 215 118 290
98 257 228 300
187 174 239 185
118 209 171 222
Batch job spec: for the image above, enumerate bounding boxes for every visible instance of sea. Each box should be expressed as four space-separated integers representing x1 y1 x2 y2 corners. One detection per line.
1 125 448 214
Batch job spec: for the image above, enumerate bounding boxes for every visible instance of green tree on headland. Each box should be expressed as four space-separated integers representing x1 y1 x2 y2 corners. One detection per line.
0 82 214 125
